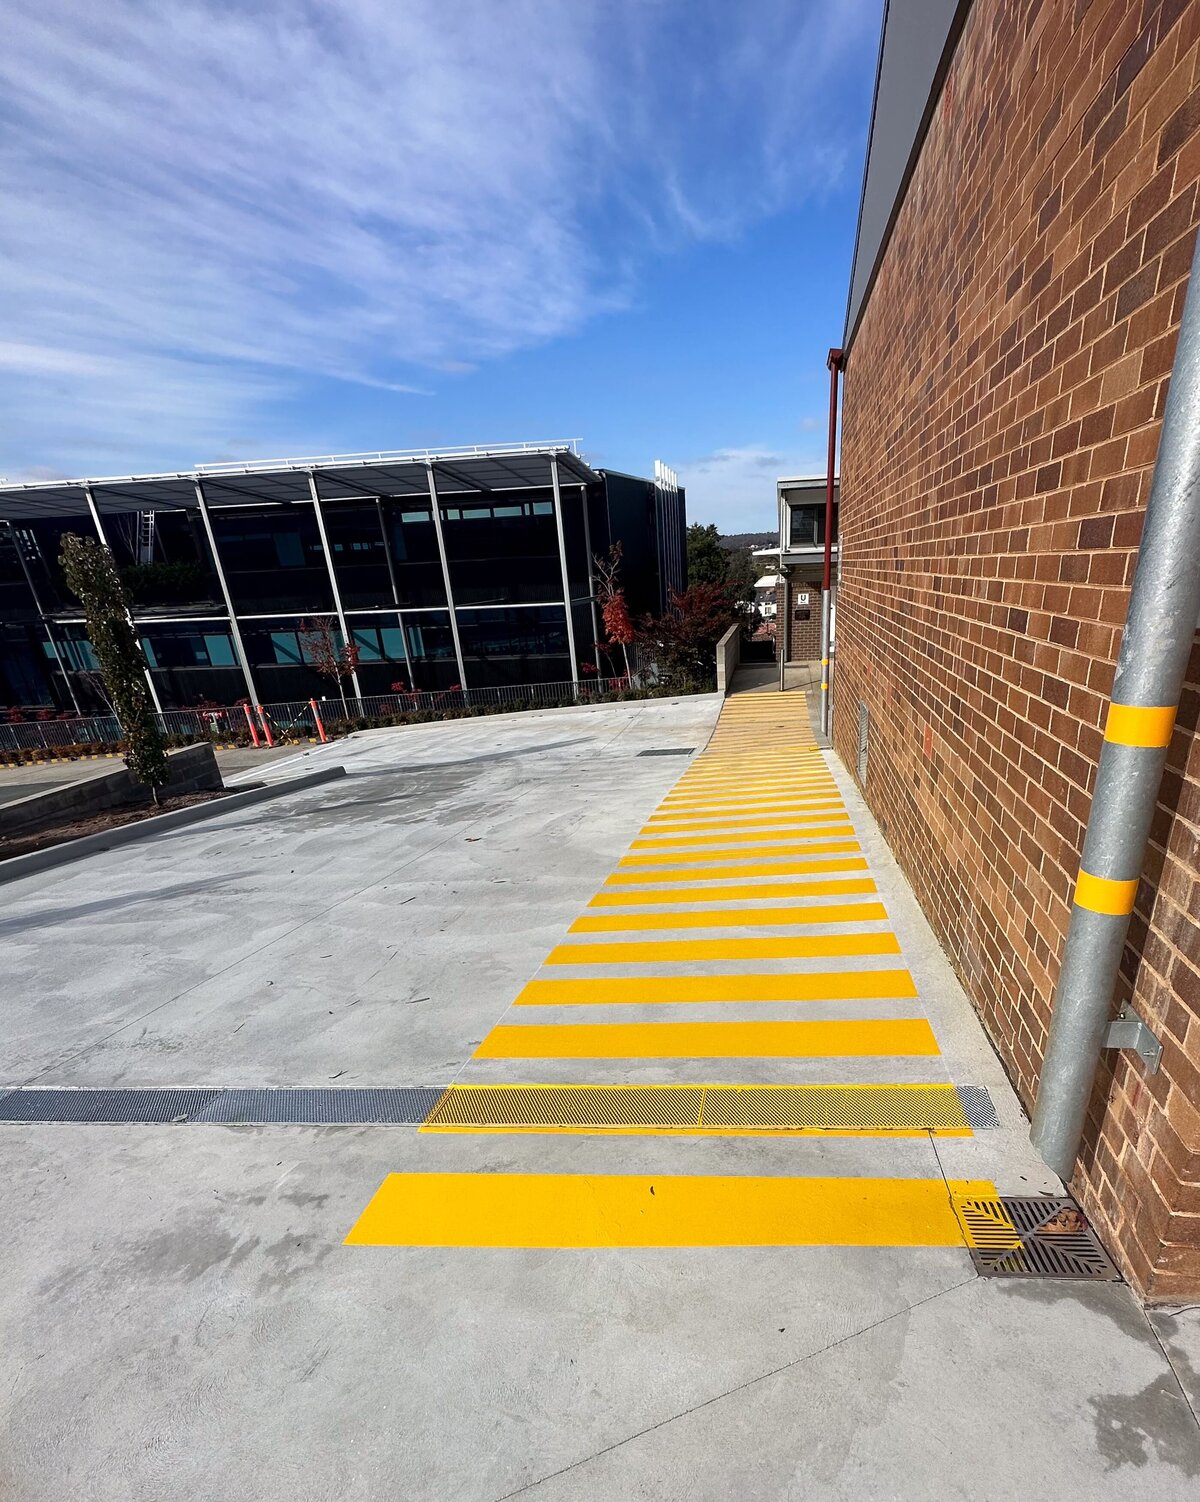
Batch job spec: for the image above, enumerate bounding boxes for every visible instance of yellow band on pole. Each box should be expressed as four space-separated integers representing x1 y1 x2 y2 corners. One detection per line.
1104 702 1177 748
1074 869 1139 916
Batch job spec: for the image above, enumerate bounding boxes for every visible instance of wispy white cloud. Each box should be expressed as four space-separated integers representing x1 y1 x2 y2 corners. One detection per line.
0 0 875 475
680 444 827 533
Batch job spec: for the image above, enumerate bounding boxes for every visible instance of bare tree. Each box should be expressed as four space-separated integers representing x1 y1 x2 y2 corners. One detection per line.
298 616 361 718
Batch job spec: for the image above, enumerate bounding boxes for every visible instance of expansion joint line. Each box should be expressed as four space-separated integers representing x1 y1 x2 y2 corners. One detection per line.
490 1274 979 1502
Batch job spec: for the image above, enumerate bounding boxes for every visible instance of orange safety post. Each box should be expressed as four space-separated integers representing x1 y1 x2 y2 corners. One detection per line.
242 703 261 748
256 706 275 747
309 698 328 743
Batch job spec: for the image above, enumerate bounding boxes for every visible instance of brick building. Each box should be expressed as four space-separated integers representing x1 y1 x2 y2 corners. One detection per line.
834 0 1200 1297
757 477 838 662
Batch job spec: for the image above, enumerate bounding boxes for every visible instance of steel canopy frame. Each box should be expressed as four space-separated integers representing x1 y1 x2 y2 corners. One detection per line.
0 442 599 522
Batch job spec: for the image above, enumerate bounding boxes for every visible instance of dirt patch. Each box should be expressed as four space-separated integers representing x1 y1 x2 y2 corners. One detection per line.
0 790 232 861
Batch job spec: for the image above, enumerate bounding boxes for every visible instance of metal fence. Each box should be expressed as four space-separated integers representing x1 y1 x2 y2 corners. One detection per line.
0 676 638 754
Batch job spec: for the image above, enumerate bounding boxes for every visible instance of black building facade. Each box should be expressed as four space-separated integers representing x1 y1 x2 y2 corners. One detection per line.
0 445 685 712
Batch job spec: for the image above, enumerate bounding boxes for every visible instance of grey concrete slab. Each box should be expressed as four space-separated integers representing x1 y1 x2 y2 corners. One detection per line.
514 1278 1200 1500
3 699 722 1089
5 695 1199 1500
1149 1307 1200 1425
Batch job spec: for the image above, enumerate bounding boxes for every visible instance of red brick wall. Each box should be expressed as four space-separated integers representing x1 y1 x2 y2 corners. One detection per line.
835 0 1200 1298
776 579 824 660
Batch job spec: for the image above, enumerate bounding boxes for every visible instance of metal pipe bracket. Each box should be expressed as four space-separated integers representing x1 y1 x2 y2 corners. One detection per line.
1103 1010 1162 1073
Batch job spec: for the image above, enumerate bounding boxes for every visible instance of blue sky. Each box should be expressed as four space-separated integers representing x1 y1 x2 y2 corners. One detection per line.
0 0 880 532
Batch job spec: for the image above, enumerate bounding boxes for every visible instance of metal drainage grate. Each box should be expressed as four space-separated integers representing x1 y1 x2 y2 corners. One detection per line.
952 1194 1121 1280
0 1088 223 1123
0 1087 443 1125
637 748 695 757
422 1082 995 1134
958 1085 1001 1129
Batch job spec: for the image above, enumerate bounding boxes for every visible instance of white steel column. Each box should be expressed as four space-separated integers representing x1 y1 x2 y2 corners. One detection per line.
307 471 363 699
424 463 469 689
579 482 601 673
549 456 580 687
193 479 260 705
5 521 81 713
375 498 417 691
82 482 164 714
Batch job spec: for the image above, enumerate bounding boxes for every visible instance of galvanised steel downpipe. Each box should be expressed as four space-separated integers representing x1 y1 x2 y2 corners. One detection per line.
1031 230 1200 1180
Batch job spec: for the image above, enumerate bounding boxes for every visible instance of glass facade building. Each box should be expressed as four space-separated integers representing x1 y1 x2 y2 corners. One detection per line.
0 444 686 711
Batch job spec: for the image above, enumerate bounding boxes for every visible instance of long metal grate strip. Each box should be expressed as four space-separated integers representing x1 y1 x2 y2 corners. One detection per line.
422 1082 993 1134
0 1087 443 1125
952 1194 1121 1280
0 1082 999 1133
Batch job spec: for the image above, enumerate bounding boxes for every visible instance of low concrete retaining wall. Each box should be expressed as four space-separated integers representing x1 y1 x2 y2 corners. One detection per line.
0 766 347 885
0 742 222 838
715 624 741 697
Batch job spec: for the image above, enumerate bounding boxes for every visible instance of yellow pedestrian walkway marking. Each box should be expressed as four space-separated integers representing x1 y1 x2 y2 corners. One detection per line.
514 970 919 1006
346 689 976 1252
473 1018 938 1059
345 1173 996 1247
589 878 876 904
646 807 845 831
618 843 861 867
606 857 867 882
546 933 899 965
631 824 854 848
570 901 886 932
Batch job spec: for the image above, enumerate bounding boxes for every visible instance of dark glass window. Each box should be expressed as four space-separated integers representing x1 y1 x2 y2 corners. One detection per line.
211 509 334 613
788 503 838 548
457 605 570 687
441 494 561 605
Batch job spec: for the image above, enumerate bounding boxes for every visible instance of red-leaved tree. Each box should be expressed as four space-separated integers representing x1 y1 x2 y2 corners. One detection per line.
594 543 635 680
638 582 740 688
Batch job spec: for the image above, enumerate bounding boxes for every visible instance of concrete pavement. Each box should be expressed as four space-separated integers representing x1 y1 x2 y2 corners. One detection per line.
1 690 1198 1499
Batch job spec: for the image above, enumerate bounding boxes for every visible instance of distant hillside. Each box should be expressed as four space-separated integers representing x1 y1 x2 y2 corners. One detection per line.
720 532 776 550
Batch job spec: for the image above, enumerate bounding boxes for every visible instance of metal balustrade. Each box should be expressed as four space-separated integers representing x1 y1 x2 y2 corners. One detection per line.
0 676 639 755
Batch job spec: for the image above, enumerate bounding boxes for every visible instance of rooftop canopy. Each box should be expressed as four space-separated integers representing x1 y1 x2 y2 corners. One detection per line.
0 442 600 522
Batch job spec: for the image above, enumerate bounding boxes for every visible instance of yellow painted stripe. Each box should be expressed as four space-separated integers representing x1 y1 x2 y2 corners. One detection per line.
618 843 860 867
589 878 876 904
545 933 900 964
607 856 866 881
1074 869 1139 916
658 788 839 804
654 799 840 815
473 1018 939 1059
1104 701 1176 748
569 901 886 933
631 824 854 848
345 1173 995 1248
646 807 844 830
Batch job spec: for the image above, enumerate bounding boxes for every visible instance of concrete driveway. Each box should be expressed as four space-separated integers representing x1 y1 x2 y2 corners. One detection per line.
1 692 1197 1501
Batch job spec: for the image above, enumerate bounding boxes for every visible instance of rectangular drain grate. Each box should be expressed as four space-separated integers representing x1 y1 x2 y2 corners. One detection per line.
191 1088 444 1124
952 1194 1121 1280
0 1087 444 1125
637 748 695 757
0 1088 224 1123
422 1083 994 1134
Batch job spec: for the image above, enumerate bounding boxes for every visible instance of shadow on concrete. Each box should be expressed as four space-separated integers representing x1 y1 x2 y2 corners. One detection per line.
0 874 257 937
